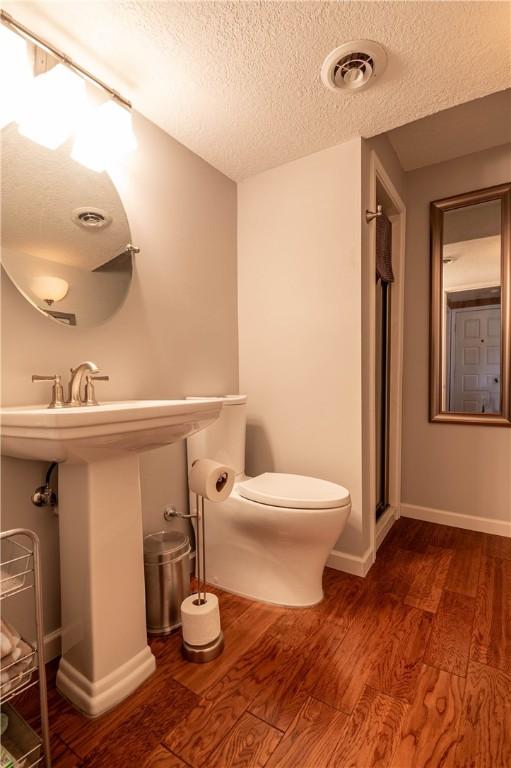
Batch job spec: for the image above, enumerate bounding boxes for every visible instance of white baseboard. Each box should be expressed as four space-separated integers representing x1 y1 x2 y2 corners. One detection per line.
376 506 398 551
327 546 373 577
401 503 511 538
44 628 61 661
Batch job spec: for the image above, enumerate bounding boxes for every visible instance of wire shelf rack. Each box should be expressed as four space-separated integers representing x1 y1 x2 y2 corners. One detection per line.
0 537 33 600
0 639 38 704
1 530 51 768
1 703 43 767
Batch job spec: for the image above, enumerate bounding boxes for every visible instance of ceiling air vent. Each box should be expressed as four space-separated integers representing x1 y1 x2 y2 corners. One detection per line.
321 40 387 92
71 207 112 229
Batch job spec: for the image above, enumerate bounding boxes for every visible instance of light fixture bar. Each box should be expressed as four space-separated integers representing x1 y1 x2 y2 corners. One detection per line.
0 9 132 110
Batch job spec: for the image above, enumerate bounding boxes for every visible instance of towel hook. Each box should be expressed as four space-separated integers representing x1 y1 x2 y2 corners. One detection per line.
366 204 383 223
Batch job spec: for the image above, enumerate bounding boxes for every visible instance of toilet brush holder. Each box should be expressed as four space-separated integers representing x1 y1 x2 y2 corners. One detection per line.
181 490 224 663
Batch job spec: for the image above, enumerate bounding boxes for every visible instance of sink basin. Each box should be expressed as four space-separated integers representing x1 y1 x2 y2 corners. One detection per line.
1 398 223 462
0 397 223 717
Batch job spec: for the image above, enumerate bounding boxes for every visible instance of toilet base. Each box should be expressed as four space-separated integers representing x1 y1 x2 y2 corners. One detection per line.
202 488 351 607
182 631 224 663
210 577 324 609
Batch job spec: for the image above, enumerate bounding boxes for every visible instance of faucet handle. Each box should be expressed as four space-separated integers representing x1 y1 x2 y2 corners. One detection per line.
84 374 109 406
32 374 65 409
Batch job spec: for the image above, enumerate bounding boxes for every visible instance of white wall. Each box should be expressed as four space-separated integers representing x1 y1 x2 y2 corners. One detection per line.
238 139 367 557
402 143 511 527
1 110 238 639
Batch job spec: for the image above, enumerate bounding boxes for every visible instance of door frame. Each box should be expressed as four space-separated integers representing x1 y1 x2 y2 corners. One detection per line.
367 152 407 561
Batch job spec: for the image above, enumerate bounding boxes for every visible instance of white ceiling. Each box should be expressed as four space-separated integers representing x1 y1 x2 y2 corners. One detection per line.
4 1 511 180
387 89 511 171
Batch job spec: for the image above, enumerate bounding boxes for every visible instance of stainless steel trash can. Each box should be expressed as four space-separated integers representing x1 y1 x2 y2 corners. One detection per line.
143 531 191 635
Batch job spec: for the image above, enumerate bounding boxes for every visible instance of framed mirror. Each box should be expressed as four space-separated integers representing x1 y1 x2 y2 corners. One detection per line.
1 122 135 328
430 182 511 425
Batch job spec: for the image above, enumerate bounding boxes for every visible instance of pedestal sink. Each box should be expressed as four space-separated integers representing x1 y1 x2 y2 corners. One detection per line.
0 399 223 716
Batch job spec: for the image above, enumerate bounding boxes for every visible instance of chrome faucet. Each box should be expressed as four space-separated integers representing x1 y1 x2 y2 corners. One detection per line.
33 361 110 408
68 361 100 406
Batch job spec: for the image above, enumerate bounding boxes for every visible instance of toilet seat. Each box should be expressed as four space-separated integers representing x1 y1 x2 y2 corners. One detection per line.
237 472 351 510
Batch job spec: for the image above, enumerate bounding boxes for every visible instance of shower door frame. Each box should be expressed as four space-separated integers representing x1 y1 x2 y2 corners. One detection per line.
375 276 391 520
367 151 407 564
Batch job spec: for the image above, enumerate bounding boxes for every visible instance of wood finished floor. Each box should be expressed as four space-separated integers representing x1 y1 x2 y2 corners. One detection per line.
13 518 511 768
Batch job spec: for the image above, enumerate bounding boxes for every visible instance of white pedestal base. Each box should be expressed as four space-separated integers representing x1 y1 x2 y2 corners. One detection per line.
56 455 155 717
57 646 155 717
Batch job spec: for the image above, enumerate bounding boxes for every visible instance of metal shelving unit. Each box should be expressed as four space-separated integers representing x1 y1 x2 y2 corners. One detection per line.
1 529 51 768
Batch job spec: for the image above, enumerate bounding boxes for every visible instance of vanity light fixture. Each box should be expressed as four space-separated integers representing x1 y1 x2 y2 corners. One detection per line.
31 275 69 306
72 100 137 173
0 10 136 167
0 23 32 129
17 64 86 149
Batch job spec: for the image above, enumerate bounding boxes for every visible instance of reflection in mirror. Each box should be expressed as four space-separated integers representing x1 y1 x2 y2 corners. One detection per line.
430 182 510 426
442 200 501 414
1 123 133 328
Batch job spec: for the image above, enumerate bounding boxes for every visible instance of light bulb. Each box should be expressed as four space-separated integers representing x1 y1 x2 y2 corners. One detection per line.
17 64 86 149
71 99 137 173
0 25 33 129
31 275 69 305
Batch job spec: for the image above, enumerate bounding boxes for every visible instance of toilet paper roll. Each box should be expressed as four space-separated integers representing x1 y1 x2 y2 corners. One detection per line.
189 458 235 502
181 592 221 646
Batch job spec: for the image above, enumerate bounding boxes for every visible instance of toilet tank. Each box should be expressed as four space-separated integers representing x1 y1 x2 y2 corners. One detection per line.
186 395 247 477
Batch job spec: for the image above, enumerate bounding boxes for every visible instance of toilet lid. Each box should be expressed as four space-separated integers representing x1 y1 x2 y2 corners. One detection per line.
237 473 351 510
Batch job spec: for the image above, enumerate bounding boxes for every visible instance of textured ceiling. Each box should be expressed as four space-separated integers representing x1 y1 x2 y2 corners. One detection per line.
3 1 511 180
387 89 511 171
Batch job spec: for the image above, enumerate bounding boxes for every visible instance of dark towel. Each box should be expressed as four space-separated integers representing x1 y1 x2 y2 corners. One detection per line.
376 212 394 283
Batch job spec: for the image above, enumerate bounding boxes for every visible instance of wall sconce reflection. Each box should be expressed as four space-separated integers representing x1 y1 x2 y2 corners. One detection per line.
31 275 69 305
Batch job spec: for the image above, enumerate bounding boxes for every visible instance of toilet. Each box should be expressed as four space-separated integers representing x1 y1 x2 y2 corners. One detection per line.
186 395 351 607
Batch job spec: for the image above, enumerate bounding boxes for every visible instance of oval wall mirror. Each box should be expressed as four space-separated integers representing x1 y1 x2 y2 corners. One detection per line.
1 123 135 328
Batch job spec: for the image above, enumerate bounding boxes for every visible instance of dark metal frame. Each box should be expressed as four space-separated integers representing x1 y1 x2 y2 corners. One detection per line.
376 279 391 519
430 182 511 426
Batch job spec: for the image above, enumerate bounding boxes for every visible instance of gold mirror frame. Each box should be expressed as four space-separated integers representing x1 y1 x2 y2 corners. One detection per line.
430 182 511 426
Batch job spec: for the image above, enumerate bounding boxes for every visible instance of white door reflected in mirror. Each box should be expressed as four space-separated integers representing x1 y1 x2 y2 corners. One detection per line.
442 199 502 414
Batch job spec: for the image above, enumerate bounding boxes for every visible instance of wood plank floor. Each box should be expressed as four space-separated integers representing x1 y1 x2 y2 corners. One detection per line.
13 519 511 768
